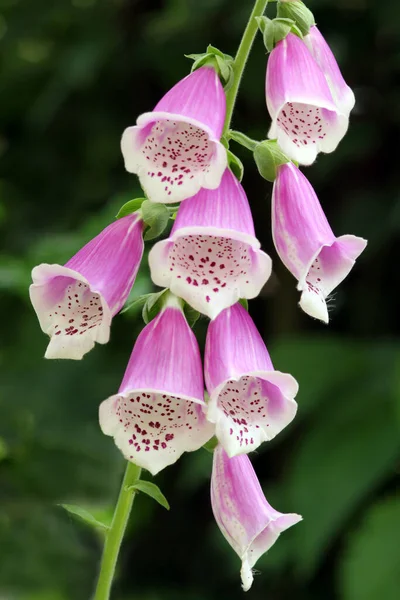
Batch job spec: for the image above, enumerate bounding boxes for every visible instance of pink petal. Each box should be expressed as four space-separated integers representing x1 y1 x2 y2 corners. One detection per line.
272 163 367 322
205 303 298 455
211 447 302 591
99 303 214 474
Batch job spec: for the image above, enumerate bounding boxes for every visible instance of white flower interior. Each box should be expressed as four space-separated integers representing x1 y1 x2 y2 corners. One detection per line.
135 119 218 201
100 391 213 475
168 234 255 317
213 375 294 456
41 277 108 359
277 102 331 149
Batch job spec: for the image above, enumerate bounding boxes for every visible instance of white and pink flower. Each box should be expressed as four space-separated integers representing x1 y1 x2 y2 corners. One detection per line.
148 169 272 319
121 66 227 203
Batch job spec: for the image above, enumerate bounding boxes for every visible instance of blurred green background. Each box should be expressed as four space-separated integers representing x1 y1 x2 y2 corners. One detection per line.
1 0 399 598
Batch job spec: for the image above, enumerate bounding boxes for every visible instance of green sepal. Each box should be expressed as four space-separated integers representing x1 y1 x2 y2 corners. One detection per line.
116 197 146 219
141 199 170 241
183 303 201 328
203 436 219 453
126 481 170 511
142 288 169 324
238 298 249 311
227 150 244 182
120 293 153 315
58 504 109 532
254 140 291 182
186 45 234 89
256 16 303 52
277 1 315 37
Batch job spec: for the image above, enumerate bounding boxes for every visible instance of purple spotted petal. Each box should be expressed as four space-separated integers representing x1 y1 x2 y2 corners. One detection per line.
121 67 227 203
304 26 355 116
148 169 272 319
211 446 302 591
266 33 349 165
29 214 144 360
99 299 214 475
272 163 367 322
205 303 298 456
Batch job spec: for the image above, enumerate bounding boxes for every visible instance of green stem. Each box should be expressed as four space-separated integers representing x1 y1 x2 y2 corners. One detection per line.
223 0 270 136
228 130 260 151
94 462 142 600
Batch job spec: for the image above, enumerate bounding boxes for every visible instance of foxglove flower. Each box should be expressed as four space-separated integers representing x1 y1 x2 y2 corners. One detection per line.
205 302 298 456
121 66 227 204
29 213 144 360
266 33 349 165
211 446 302 591
304 26 355 116
148 169 272 319
272 163 367 323
99 295 214 475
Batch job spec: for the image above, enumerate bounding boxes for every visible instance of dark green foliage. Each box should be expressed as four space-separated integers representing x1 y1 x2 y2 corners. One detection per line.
0 0 399 599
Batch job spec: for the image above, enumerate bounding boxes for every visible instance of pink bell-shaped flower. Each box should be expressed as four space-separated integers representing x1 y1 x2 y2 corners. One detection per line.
266 33 349 165
121 67 227 203
148 169 272 319
272 163 367 322
99 294 214 475
29 213 144 360
211 445 302 591
205 302 298 456
304 26 355 117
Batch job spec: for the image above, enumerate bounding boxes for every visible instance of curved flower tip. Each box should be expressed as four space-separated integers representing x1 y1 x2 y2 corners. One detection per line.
211 447 302 591
99 303 214 475
305 26 355 116
272 163 367 322
29 214 144 360
205 303 298 456
121 67 227 203
266 33 349 165
149 170 272 319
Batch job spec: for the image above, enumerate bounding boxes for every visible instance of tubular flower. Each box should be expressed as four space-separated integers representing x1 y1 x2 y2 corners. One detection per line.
304 25 355 116
266 33 349 165
29 213 144 360
148 169 272 319
99 295 214 475
211 446 302 591
205 302 298 456
272 163 367 323
121 66 227 204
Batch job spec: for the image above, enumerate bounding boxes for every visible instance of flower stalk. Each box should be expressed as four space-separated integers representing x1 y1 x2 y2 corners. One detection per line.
94 461 142 600
223 0 270 136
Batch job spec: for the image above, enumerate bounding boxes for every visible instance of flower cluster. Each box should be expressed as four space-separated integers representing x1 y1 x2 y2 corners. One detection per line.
29 1 366 592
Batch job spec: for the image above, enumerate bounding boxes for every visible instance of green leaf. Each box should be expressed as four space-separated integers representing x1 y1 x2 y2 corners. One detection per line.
121 293 153 315
58 504 109 532
183 302 201 328
254 140 290 182
281 378 399 577
238 298 248 311
142 288 169 323
340 496 400 600
127 481 170 510
227 150 244 181
277 1 315 37
0 437 8 462
141 199 170 241
202 436 218 453
116 197 146 219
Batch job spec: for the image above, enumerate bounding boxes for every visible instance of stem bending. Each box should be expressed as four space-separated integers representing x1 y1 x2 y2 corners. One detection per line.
94 462 142 600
